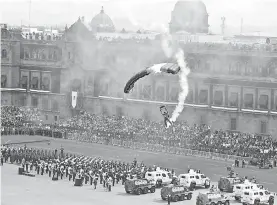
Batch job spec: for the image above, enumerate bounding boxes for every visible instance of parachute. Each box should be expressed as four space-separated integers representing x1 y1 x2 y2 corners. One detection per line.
124 63 180 94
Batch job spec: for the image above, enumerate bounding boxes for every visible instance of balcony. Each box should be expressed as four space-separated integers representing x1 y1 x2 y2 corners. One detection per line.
20 59 62 68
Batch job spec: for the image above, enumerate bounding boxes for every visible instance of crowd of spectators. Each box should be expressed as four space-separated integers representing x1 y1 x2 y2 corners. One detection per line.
1 106 276 160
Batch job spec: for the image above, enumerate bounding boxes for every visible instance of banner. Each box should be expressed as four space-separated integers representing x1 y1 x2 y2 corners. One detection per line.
71 91 77 108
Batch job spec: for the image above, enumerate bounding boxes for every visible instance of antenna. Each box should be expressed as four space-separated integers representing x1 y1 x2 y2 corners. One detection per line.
221 17 226 35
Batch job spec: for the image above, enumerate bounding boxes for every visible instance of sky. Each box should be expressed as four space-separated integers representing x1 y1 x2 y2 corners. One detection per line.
1 0 277 35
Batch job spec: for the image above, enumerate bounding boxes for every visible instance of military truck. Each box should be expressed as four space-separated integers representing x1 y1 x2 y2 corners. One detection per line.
161 184 193 202
218 172 242 192
196 192 230 205
124 178 156 195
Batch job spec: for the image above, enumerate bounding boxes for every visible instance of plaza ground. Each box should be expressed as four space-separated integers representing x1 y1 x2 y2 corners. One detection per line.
1 135 277 205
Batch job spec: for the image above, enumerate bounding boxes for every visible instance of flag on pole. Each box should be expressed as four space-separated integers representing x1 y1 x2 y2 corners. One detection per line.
72 91 77 108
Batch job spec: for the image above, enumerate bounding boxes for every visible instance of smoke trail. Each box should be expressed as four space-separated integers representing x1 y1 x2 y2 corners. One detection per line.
169 49 190 123
161 33 173 58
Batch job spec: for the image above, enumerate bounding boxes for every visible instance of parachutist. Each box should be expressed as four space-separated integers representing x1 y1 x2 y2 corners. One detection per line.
160 106 173 128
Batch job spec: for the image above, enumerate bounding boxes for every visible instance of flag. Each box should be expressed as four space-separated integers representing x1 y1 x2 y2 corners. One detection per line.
72 91 77 108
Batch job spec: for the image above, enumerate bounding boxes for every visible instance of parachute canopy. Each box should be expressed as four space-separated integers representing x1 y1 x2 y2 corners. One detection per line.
124 63 180 94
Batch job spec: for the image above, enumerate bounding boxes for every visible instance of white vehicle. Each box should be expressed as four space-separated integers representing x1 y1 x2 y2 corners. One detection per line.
145 170 172 187
241 189 274 205
234 180 264 201
178 169 210 190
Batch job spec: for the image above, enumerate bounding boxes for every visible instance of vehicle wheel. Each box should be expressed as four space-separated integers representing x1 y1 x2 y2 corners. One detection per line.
217 201 222 205
150 187 155 193
235 196 239 201
190 182 196 191
173 195 179 202
254 199 260 205
269 197 274 205
143 187 148 194
224 200 230 205
161 197 166 201
125 190 130 194
180 195 185 201
187 193 192 200
136 188 142 195
210 202 216 205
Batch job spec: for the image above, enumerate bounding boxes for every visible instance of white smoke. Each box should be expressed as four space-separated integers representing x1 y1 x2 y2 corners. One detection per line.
160 32 191 127
169 49 190 123
161 34 173 58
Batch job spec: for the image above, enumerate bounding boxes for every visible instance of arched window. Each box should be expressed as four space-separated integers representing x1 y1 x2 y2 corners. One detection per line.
1 49 7 58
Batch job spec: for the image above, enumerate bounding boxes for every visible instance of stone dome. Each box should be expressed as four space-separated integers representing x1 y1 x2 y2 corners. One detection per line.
169 0 209 34
90 7 115 33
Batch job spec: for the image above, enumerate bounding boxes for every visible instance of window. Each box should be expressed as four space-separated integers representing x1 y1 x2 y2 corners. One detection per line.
68 52 71 60
244 93 254 108
21 76 28 89
162 173 166 177
45 115 48 120
205 61 211 70
214 91 223 106
170 87 179 102
186 90 194 103
1 75 7 88
52 101 59 111
31 96 38 107
31 77 39 89
230 118 237 130
199 90 208 104
54 116 58 121
42 76 50 90
229 92 238 107
156 86 165 101
1 49 7 58
141 85 151 100
41 51 46 60
259 95 268 109
261 121 267 134
18 95 27 106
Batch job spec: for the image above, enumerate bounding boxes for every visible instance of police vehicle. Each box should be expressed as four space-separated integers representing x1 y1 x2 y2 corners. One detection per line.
178 169 210 190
